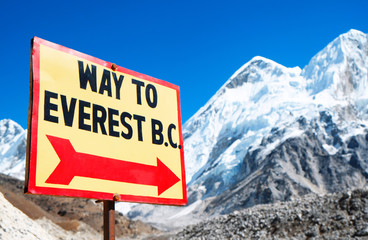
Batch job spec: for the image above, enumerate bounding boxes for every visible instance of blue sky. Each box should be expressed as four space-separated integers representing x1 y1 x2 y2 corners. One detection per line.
0 0 367 129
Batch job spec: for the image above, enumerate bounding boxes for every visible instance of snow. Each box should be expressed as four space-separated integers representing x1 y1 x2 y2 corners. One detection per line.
322 144 339 155
168 200 203 220
115 202 137 215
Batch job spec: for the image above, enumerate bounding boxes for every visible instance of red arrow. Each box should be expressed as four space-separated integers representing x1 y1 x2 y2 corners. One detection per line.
45 135 180 196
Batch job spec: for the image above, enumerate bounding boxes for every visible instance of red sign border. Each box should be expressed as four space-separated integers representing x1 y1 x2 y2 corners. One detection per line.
25 37 187 206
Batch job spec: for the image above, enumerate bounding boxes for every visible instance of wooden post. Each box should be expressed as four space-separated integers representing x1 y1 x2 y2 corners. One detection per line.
103 200 115 240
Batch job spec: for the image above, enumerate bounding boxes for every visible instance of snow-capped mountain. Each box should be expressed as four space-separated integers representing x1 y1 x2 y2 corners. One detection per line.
1 29 368 230
184 29 368 202
0 119 27 180
124 29 368 228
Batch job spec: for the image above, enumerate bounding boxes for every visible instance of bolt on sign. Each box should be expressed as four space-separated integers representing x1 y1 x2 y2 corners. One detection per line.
25 37 187 205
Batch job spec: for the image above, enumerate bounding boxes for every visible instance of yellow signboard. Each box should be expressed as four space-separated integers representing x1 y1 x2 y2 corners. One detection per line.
26 37 187 205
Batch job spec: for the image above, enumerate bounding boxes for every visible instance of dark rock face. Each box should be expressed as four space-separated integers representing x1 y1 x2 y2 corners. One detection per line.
174 189 368 239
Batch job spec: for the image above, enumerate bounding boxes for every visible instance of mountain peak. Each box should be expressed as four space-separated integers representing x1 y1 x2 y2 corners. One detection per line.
338 29 368 55
341 29 367 39
229 56 282 80
225 56 300 89
302 29 368 98
0 119 24 144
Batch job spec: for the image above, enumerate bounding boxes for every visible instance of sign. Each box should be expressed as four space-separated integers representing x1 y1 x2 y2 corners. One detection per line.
25 37 187 205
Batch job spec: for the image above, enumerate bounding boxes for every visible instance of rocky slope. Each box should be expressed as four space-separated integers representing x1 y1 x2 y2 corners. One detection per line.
174 189 368 239
0 191 99 240
0 173 160 239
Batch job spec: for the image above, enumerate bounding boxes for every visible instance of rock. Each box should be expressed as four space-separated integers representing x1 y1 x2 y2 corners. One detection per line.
173 189 368 239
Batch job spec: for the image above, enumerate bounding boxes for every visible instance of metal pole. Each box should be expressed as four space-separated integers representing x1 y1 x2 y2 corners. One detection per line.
103 200 115 240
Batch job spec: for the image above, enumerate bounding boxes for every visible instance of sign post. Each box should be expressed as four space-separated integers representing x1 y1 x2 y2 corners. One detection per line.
25 37 187 238
103 200 115 240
